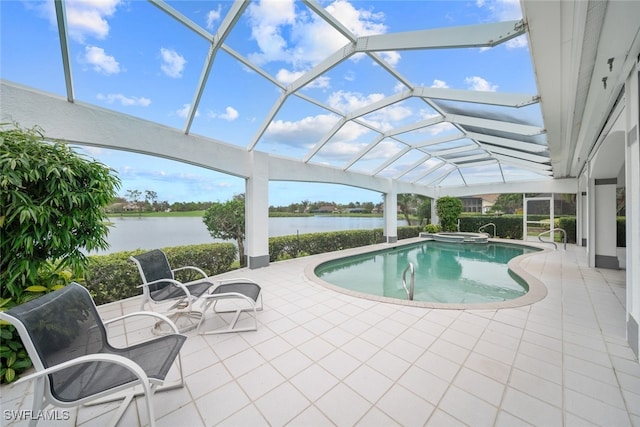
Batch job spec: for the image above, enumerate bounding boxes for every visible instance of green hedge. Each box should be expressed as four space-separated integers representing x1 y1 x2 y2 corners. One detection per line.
83 243 237 305
268 226 422 261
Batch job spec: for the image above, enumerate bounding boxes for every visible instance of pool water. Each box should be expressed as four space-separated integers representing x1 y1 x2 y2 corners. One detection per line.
315 241 541 304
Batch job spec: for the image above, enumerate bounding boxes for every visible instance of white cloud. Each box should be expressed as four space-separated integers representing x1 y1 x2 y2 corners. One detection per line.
275 68 331 89
160 48 186 78
465 76 498 91
208 106 239 121
481 0 522 21
97 93 151 106
419 110 457 136
83 45 120 74
49 0 122 43
206 5 222 30
431 79 449 89
176 104 200 119
265 113 340 146
247 0 393 70
327 90 385 113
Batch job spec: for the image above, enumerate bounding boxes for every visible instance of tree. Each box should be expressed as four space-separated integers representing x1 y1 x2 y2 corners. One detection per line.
490 193 523 214
397 194 416 225
202 194 246 267
436 196 463 232
125 189 142 213
1 124 121 296
144 190 158 211
416 196 432 226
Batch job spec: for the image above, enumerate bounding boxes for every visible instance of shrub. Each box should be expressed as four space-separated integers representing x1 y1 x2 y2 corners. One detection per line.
436 197 463 232
424 223 441 233
268 226 421 261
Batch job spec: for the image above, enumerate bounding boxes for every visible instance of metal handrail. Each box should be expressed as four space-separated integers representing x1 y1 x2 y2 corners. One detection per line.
402 263 415 301
478 223 496 238
538 228 567 250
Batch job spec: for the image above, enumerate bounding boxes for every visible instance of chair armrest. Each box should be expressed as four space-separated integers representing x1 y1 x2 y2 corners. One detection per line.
103 311 182 334
137 278 192 299
172 266 207 279
11 353 153 391
217 278 260 286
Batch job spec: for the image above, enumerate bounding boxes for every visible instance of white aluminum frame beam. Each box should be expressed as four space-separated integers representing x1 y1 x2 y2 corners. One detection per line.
357 20 525 51
55 0 74 102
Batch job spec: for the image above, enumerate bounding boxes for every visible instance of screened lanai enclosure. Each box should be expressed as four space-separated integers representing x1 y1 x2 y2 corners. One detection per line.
2 1 640 355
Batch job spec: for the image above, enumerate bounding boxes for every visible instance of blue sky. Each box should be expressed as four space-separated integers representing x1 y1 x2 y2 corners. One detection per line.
1 0 537 206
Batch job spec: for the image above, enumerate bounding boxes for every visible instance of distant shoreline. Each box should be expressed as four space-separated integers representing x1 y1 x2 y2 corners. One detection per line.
107 211 385 218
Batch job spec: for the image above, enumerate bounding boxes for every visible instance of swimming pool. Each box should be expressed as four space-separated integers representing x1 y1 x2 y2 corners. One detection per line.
313 240 543 306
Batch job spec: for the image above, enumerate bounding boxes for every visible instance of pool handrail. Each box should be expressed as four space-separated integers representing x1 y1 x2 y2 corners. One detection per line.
537 228 567 250
402 262 415 301
478 223 496 238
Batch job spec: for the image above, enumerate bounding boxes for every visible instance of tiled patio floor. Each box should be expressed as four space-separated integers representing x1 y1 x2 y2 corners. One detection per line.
2 240 638 426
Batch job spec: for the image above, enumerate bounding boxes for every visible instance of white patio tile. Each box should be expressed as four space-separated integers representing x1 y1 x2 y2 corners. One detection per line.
437 386 498 427
215 404 268 426
355 407 402 427
185 361 233 399
315 383 372 426
366 349 412 381
508 368 562 406
397 365 450 406
287 405 335 426
318 348 362 379
344 364 394 403
156 403 205 427
501 387 562 426
565 388 632 427
236 362 286 401
270 348 314 378
195 382 251 426
453 367 505 407
289 364 339 402
376 384 435 427
254 382 311 426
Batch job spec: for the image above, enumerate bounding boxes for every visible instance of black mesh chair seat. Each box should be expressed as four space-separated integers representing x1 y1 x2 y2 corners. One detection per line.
0 283 186 427
210 281 261 302
150 280 212 302
197 278 263 335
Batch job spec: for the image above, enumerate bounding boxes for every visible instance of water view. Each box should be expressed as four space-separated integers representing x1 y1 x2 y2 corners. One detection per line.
94 216 408 254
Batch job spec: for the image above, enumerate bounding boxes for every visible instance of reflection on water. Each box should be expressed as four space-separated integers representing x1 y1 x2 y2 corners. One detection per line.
92 216 407 254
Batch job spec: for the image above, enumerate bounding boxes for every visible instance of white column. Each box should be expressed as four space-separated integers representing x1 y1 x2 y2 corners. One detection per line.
383 183 398 243
625 63 640 357
593 178 619 269
245 151 270 269
431 197 439 227
577 174 588 247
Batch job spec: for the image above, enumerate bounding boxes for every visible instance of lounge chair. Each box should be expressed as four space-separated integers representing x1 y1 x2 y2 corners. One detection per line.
197 277 263 335
131 249 263 335
130 249 214 333
0 282 185 427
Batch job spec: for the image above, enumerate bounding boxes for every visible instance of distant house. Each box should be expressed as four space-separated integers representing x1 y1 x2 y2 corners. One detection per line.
313 205 338 213
459 194 497 214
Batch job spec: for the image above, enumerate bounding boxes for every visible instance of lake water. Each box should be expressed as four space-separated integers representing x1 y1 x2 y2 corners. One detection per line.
93 216 408 254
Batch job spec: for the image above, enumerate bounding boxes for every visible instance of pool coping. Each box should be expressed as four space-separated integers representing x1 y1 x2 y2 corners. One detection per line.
304 237 553 310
